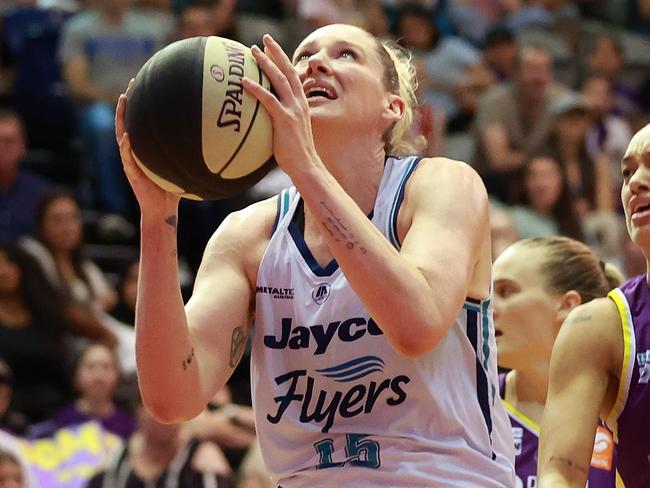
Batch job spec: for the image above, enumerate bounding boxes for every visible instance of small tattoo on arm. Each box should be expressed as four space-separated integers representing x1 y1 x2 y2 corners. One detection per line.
181 348 195 370
572 315 592 323
319 201 367 253
548 456 589 475
165 215 177 233
229 326 248 368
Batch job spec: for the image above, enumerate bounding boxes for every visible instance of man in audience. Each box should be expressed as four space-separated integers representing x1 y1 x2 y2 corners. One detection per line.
59 0 171 216
474 44 568 203
0 110 50 239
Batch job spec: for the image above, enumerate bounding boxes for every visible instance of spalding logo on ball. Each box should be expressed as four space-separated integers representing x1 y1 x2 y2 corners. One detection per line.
125 36 275 200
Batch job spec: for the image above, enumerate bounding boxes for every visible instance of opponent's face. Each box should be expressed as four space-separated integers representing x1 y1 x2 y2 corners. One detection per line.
621 151 650 251
493 245 562 370
75 345 119 401
40 196 82 253
292 24 401 134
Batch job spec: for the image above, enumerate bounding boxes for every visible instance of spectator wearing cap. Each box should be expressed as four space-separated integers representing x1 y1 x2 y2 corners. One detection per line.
544 92 615 215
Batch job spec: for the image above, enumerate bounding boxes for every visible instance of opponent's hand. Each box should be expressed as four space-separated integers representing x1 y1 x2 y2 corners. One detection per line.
115 83 180 216
242 34 322 178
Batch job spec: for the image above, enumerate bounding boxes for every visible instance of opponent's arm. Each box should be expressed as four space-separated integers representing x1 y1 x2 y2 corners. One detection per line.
538 298 623 487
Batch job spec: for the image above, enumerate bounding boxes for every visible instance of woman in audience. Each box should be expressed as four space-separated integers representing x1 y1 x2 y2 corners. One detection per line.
0 241 71 423
510 154 584 241
0 449 27 488
40 343 136 441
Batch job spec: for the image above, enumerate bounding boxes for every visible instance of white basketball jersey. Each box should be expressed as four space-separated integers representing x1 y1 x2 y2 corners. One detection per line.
252 156 515 487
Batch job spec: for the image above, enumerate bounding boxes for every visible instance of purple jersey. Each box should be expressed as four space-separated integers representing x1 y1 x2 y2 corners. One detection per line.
499 374 617 488
607 274 650 487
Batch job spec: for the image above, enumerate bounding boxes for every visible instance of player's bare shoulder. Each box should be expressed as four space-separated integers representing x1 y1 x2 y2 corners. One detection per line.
406 157 488 207
559 297 623 370
199 195 279 283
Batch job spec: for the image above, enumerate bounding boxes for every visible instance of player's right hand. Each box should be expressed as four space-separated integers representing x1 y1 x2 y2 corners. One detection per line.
115 83 180 217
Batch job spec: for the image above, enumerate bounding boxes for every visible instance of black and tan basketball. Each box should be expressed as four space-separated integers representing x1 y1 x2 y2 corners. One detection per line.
125 36 275 200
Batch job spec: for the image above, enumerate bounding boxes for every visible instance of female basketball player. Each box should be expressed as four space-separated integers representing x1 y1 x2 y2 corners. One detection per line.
493 236 622 488
538 124 650 488
115 24 515 486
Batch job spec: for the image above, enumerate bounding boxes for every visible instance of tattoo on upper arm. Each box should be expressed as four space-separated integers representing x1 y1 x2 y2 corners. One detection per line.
572 315 592 324
547 456 589 475
182 348 195 370
165 215 178 233
229 326 248 368
319 201 367 254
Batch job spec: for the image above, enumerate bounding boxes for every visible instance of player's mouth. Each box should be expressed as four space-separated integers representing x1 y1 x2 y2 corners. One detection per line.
304 80 338 101
630 197 650 226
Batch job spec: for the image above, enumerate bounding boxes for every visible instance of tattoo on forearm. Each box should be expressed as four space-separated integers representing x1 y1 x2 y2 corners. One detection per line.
547 456 589 475
229 326 248 368
181 348 195 370
319 201 367 254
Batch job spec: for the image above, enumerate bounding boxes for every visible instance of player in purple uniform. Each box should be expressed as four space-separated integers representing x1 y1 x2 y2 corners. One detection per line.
493 236 622 488
539 123 650 488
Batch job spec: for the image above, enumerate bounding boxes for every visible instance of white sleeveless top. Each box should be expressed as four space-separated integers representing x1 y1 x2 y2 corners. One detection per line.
252 156 515 487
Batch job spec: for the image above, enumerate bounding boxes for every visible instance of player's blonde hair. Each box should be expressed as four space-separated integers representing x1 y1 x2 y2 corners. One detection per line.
516 237 623 302
375 39 425 157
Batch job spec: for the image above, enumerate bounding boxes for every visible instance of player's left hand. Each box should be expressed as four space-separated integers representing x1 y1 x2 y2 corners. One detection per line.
242 34 322 178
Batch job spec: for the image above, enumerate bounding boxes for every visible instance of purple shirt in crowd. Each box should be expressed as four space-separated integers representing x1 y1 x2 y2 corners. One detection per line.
499 374 617 488
608 275 650 487
53 404 136 441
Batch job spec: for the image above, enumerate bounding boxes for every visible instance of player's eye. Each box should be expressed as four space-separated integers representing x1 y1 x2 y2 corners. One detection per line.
339 49 357 60
294 52 311 63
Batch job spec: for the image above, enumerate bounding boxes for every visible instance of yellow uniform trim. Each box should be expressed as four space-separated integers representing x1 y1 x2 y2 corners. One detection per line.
605 289 637 441
502 400 539 435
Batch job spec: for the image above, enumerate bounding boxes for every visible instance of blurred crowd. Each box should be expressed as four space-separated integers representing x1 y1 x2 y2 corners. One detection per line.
0 0 649 486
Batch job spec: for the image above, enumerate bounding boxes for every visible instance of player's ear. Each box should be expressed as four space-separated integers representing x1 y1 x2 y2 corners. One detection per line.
556 290 582 322
382 94 404 125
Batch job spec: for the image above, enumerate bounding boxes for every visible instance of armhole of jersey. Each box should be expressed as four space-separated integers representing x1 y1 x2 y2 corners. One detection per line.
604 289 637 439
271 188 291 235
388 156 422 249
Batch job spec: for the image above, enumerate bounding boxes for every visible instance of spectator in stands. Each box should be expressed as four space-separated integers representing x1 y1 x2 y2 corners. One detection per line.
509 153 584 241
394 3 484 120
0 359 27 436
108 259 138 326
545 93 615 214
59 0 172 216
19 190 120 350
186 385 256 473
489 203 520 261
585 33 642 118
0 110 50 240
175 0 215 39
0 449 26 488
481 26 517 83
33 343 136 441
581 74 633 187
86 390 233 487
474 44 568 203
0 241 72 424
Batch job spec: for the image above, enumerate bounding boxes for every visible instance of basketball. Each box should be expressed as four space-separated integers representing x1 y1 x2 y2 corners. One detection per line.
125 36 275 200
